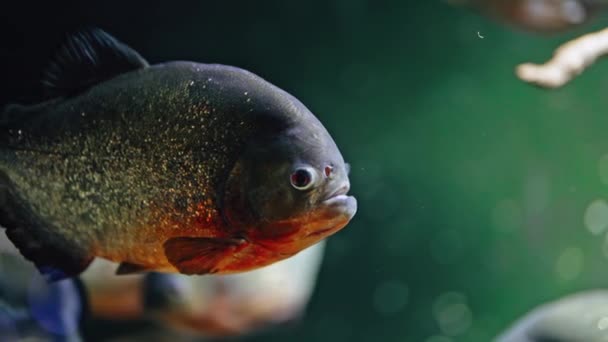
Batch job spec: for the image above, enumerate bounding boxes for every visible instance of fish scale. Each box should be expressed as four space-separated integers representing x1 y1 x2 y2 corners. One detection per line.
5 67 253 266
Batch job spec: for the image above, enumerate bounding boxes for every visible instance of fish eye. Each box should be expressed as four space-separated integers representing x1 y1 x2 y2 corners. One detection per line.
290 167 317 191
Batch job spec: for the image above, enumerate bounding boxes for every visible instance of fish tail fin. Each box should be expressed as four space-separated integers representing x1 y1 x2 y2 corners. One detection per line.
0 173 94 282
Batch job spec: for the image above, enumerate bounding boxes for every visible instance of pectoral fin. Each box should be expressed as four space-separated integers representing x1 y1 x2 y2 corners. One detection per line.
163 237 245 275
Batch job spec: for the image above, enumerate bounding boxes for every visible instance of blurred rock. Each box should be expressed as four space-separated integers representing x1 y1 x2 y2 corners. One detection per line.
497 290 608 341
450 0 605 33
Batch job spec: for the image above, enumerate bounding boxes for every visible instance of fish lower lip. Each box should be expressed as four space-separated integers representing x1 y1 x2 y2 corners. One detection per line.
322 194 357 217
326 183 350 199
324 194 353 204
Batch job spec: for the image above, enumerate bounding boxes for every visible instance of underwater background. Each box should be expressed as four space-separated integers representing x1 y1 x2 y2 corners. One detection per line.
3 1 608 341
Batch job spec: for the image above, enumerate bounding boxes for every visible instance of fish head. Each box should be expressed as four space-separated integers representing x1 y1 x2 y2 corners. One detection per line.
223 99 356 255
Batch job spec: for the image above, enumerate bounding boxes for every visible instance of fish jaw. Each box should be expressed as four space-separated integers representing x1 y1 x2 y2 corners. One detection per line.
165 192 356 275
249 193 357 256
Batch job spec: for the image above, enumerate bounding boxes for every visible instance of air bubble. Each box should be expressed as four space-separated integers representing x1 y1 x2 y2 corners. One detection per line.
584 200 608 235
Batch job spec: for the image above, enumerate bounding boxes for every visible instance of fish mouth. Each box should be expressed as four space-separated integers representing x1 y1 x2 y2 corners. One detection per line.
305 193 357 238
321 183 357 219
325 182 350 200
299 182 357 239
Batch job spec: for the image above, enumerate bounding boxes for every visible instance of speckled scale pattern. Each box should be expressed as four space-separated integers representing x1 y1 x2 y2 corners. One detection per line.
0 62 268 269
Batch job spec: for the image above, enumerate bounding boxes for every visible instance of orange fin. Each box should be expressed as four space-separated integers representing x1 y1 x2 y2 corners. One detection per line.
116 262 151 275
163 237 245 275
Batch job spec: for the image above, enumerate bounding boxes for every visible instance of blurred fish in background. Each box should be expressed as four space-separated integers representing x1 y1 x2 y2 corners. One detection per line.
0 234 86 341
80 242 326 340
448 0 608 33
496 290 608 342
0 228 326 340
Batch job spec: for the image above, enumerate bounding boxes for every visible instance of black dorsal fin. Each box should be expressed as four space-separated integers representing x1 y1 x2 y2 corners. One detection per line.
42 28 149 98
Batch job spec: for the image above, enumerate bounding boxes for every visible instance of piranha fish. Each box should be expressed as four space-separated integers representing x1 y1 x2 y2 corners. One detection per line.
451 0 606 33
0 29 357 281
